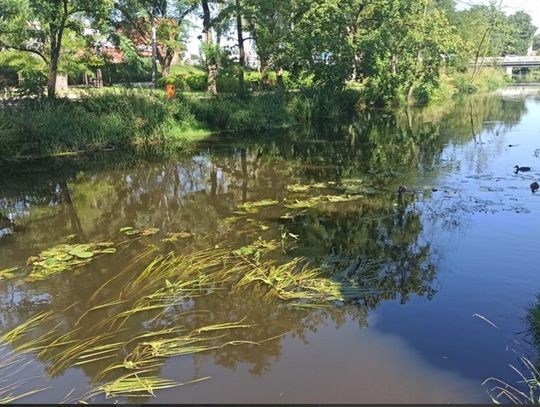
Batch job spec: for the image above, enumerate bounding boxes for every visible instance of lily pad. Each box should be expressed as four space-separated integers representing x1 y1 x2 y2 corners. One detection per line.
69 249 95 259
121 227 160 237
237 199 279 213
27 241 118 281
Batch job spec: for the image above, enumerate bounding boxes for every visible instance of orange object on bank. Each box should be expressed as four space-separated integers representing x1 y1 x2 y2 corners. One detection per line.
166 84 175 99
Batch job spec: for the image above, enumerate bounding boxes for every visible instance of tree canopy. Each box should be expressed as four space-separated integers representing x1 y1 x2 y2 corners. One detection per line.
0 0 537 102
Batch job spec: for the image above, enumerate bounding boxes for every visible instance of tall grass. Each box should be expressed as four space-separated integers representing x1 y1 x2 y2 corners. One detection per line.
0 89 360 159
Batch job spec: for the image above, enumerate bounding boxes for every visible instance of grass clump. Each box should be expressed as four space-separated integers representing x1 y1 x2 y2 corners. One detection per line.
94 372 208 399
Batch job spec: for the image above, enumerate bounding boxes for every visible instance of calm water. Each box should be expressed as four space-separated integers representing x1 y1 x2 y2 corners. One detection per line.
1 93 540 403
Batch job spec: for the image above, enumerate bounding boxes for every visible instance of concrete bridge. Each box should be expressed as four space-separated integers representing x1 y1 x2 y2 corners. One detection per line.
475 56 540 77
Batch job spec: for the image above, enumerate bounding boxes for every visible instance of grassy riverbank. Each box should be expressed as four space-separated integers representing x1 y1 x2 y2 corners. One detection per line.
0 89 361 159
0 67 509 160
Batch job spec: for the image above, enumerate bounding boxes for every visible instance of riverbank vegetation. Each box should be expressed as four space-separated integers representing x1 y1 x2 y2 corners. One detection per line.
0 0 536 157
0 88 363 159
1 0 536 103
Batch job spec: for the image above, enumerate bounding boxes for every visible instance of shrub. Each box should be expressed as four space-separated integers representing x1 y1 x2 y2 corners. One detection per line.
185 73 208 91
216 75 239 93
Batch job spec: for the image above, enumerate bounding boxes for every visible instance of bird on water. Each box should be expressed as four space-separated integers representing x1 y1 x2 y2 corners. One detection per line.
514 165 531 173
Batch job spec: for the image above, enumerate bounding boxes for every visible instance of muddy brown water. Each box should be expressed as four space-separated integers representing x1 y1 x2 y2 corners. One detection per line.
1 94 540 403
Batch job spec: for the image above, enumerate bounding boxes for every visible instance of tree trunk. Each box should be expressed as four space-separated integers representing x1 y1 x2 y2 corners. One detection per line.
259 55 269 89
47 44 61 99
236 0 246 95
96 69 103 88
202 0 217 95
276 67 285 90
407 84 415 106
158 49 174 77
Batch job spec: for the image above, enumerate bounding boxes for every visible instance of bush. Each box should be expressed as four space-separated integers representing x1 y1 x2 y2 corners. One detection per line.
188 93 301 131
157 75 189 91
0 51 47 97
185 73 208 91
0 67 18 89
102 59 152 85
0 90 187 157
216 75 239 93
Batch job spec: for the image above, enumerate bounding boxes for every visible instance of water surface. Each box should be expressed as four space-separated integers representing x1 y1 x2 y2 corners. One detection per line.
1 94 539 403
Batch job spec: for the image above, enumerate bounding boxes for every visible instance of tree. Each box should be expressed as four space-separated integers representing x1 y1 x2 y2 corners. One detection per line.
533 34 540 52
505 11 536 55
242 0 293 87
113 0 196 78
0 0 113 98
201 0 218 94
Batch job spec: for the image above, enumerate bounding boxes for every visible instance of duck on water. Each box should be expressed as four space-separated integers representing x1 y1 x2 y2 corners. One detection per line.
514 165 531 174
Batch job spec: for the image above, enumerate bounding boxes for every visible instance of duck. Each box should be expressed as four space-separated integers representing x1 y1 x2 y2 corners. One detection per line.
514 165 531 173
531 182 540 193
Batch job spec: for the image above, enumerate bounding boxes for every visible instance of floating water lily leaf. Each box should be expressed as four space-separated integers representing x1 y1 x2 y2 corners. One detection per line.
142 228 160 236
237 199 279 213
161 232 193 243
287 184 310 193
287 183 333 193
121 227 160 237
69 249 94 259
232 246 257 257
284 195 363 209
27 242 118 281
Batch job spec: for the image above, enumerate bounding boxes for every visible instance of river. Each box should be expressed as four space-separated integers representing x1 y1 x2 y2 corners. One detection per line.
0 93 539 403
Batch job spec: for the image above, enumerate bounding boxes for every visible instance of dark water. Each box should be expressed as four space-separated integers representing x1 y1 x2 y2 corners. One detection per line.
1 93 540 403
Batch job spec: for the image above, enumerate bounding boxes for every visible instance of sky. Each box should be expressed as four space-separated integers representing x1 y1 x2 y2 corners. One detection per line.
459 0 540 30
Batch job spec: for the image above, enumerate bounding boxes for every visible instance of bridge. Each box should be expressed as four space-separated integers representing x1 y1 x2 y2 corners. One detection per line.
475 56 540 77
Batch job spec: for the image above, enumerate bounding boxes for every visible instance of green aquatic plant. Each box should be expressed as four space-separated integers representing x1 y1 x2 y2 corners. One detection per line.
484 355 540 404
0 312 54 344
0 386 50 404
161 232 193 243
284 194 364 209
26 243 117 281
120 227 160 237
237 199 280 213
286 182 335 193
0 268 17 280
93 371 209 398
234 257 354 306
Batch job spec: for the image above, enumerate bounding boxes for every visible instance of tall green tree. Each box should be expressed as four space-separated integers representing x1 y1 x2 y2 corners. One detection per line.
505 11 536 55
113 0 196 77
0 0 113 98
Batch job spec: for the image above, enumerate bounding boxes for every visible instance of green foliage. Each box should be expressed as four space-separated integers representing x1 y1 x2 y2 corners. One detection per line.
27 242 117 281
0 90 174 157
0 51 47 97
0 0 114 97
188 93 291 131
0 88 362 158
184 72 208 91
505 11 537 55
216 74 238 93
